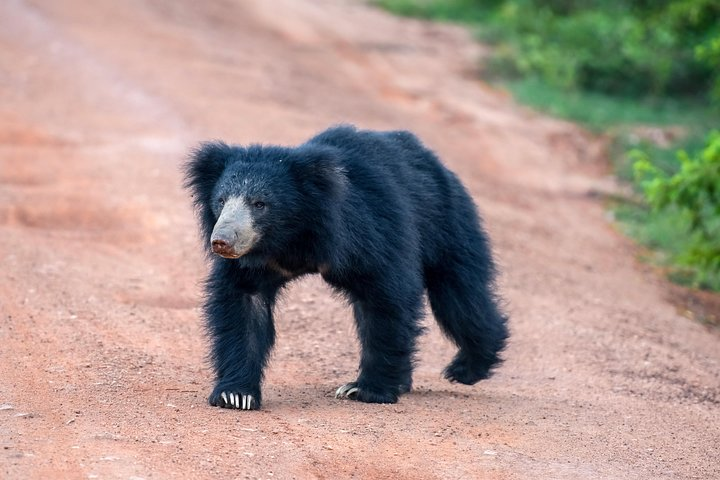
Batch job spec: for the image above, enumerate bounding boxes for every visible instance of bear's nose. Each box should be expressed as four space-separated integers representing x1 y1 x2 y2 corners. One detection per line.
211 238 232 254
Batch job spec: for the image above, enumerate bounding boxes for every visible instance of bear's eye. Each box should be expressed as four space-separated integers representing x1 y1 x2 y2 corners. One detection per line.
253 201 266 210
218 197 225 207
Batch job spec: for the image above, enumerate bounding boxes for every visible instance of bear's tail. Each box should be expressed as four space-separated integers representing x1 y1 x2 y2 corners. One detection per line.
425 249 509 385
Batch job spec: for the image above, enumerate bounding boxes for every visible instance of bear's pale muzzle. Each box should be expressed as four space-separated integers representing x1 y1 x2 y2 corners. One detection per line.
210 197 257 258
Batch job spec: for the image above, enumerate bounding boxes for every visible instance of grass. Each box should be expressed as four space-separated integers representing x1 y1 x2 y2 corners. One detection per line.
374 0 494 23
610 134 710 183
506 78 717 132
614 200 720 291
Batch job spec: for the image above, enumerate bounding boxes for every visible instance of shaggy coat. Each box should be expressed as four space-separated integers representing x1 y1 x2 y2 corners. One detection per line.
185 125 508 410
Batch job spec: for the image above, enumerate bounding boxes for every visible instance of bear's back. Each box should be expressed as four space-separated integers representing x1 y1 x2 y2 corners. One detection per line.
306 125 450 191
307 126 478 267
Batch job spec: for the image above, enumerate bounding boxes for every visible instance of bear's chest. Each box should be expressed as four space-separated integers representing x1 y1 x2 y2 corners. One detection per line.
267 258 321 280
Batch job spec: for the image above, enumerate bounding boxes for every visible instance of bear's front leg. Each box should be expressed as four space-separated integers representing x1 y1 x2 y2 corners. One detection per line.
204 269 277 411
336 286 424 404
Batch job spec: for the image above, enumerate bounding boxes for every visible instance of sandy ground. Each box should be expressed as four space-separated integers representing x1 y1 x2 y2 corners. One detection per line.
1 1 718 479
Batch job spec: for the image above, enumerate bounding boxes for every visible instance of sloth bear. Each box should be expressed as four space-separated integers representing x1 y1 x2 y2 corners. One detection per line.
185 125 508 410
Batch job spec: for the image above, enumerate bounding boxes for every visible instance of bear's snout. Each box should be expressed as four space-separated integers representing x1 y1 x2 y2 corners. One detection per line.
209 196 257 259
211 236 238 257
210 227 256 258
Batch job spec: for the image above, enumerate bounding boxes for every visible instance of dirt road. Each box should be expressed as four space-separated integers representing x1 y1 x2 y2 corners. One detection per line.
1 1 718 478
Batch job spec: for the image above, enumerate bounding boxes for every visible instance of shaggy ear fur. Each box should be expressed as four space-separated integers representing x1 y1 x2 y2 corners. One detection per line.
290 145 347 199
184 141 233 244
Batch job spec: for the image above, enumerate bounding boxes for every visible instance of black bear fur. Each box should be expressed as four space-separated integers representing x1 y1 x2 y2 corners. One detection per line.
184 125 508 410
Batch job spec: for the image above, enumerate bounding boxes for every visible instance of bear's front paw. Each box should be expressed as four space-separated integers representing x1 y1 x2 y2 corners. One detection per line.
209 387 260 410
335 382 398 404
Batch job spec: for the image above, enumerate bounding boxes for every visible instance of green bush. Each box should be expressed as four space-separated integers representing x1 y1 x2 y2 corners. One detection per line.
696 34 720 102
492 0 719 97
632 132 720 289
378 0 720 99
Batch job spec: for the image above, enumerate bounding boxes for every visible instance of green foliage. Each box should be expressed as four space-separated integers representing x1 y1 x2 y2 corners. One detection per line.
631 132 720 289
377 0 720 99
507 78 716 131
612 134 708 182
695 34 720 101
373 0 497 22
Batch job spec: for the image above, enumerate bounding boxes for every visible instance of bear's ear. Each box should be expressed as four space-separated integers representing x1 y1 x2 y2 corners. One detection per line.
184 141 233 241
290 145 347 198
184 141 232 193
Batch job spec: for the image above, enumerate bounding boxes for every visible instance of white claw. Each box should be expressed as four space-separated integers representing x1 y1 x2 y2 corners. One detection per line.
242 395 247 410
247 396 254 410
335 385 349 398
230 393 237 408
336 384 359 398
221 392 228 405
234 393 240 408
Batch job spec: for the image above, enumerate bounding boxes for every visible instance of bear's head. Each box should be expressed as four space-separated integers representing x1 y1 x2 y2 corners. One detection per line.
184 141 345 260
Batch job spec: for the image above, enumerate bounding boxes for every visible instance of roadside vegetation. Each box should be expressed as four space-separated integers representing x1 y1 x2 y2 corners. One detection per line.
376 0 720 294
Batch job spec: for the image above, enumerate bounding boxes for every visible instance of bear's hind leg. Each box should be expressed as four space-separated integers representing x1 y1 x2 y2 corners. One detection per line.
426 257 508 385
